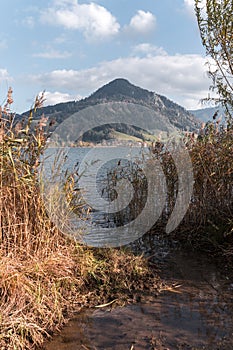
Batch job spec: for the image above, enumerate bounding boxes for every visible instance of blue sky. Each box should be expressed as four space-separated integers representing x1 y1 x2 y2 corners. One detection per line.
0 0 211 113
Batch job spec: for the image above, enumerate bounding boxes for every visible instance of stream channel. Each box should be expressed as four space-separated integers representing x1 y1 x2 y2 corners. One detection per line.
44 234 233 350
42 147 233 349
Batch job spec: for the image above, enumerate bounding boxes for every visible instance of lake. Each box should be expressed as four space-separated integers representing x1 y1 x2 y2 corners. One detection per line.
40 146 166 247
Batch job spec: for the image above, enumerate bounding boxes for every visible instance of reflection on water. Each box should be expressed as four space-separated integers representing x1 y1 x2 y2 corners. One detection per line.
44 238 233 350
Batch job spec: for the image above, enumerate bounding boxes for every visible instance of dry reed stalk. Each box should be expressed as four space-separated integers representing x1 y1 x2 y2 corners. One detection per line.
162 121 233 249
0 89 163 349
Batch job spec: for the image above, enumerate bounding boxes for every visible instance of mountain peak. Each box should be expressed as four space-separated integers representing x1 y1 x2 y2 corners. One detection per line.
108 78 131 86
24 78 200 137
89 78 154 101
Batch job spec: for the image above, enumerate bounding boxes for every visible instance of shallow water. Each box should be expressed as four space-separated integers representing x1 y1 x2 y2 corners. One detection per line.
44 241 233 350
42 148 233 349
41 147 166 247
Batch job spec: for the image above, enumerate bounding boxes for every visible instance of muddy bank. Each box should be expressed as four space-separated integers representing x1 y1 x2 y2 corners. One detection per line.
44 246 233 350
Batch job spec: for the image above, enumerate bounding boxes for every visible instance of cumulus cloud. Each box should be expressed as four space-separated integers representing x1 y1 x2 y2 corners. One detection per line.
30 53 211 109
132 43 167 57
40 0 120 41
127 10 156 34
42 91 82 106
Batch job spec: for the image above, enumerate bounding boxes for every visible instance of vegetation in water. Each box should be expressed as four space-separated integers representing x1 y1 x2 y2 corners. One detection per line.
0 90 164 350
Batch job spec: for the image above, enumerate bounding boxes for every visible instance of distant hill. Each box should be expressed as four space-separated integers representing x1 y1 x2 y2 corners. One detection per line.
21 78 200 143
189 106 225 123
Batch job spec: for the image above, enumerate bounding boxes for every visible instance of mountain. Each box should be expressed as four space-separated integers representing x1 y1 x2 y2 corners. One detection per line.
22 78 200 143
89 78 154 101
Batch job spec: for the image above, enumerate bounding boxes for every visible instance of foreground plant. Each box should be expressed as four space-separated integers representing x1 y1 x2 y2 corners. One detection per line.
189 0 233 253
0 89 163 350
174 120 233 251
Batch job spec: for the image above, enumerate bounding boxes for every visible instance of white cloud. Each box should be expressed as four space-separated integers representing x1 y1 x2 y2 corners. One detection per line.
30 53 211 110
184 0 194 10
183 0 205 17
42 91 82 106
127 10 156 34
40 0 120 41
22 16 35 28
183 0 195 15
0 68 11 81
132 43 167 57
33 49 71 59
0 69 13 102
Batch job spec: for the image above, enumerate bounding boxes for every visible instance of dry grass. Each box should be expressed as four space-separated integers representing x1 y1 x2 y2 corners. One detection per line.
0 90 163 349
183 122 233 250
151 119 233 253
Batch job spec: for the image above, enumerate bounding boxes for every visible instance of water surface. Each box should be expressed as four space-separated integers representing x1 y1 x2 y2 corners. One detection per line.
44 241 233 350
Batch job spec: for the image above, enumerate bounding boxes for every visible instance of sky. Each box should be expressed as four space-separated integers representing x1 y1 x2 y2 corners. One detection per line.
0 0 212 113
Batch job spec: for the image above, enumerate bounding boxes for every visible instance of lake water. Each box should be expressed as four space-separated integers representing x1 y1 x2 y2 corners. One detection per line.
41 146 165 247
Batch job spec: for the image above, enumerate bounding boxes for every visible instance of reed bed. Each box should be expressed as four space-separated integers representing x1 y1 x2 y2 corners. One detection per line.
0 91 163 350
107 118 232 254
152 119 233 253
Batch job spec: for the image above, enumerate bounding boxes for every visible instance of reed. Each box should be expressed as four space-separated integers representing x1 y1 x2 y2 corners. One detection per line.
153 118 233 253
186 120 233 250
0 89 162 349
